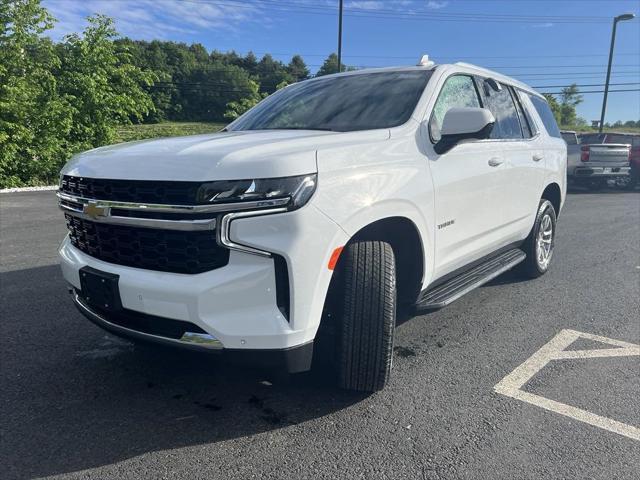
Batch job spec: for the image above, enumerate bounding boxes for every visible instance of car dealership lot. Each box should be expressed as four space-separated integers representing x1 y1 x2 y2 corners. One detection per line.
1 190 638 480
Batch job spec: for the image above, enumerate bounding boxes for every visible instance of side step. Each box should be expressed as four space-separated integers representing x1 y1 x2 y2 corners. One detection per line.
416 248 526 311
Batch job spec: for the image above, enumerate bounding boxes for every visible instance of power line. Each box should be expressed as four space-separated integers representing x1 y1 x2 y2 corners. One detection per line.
207 49 640 60
160 0 621 24
530 82 640 88
540 88 640 94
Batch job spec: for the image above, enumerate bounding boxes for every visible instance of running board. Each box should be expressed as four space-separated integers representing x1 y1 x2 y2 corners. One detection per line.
415 248 526 311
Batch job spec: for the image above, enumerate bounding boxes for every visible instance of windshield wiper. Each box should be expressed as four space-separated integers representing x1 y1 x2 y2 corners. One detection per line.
259 126 336 132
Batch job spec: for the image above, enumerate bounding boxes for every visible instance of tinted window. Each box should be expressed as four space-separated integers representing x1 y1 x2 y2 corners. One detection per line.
429 75 481 142
512 87 533 138
528 94 561 138
580 133 605 144
561 132 578 145
229 71 432 132
605 134 640 146
481 81 523 139
517 90 539 136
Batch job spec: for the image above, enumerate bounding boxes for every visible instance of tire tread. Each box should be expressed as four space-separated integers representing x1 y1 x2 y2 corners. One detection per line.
339 240 396 392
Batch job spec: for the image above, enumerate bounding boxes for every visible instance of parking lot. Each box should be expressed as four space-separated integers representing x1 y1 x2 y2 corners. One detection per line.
1 190 639 479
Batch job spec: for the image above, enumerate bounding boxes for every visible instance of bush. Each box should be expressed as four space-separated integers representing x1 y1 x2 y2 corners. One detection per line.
0 1 154 187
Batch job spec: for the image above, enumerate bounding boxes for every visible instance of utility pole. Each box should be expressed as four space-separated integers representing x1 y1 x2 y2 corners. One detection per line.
337 0 343 72
599 13 635 133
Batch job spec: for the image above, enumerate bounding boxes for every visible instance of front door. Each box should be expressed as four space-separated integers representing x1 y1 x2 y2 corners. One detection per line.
425 74 509 279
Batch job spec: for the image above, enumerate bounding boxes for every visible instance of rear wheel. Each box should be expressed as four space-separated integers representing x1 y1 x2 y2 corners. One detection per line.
519 199 557 278
586 179 607 191
337 241 396 392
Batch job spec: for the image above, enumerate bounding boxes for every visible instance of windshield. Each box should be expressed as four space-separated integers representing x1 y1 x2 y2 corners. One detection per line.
229 70 432 132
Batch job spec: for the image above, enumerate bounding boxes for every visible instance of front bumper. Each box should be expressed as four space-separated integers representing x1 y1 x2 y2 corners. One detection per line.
72 292 314 372
59 203 348 358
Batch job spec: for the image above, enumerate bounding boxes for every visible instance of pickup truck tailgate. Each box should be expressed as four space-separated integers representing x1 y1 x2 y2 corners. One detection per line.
587 144 630 163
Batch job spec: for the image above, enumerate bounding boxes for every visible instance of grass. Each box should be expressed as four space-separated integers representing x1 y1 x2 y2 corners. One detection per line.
114 121 227 143
562 126 640 134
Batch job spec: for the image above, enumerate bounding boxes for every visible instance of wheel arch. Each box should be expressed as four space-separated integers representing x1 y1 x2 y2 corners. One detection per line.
344 216 425 306
541 182 562 217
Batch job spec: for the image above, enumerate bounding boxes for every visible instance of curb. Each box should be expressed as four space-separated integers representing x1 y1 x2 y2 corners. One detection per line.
1 186 58 193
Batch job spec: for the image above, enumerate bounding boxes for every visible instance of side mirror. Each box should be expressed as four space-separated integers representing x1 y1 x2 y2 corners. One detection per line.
434 107 495 154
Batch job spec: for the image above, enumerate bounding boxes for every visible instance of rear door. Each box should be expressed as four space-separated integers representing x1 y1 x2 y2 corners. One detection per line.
478 80 546 243
426 74 508 278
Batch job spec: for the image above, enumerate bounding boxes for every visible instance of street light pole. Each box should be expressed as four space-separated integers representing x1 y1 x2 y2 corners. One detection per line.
599 13 635 133
337 0 343 73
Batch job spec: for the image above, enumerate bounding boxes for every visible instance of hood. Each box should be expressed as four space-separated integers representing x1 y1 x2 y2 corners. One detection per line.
61 130 346 182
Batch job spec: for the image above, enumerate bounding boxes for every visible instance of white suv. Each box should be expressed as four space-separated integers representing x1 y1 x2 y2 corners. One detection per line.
58 58 566 391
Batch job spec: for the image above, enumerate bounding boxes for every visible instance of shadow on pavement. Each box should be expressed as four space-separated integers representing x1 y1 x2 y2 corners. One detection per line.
0 265 365 479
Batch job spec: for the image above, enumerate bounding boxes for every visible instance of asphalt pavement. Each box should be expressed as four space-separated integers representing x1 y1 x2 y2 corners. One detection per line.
1 189 639 479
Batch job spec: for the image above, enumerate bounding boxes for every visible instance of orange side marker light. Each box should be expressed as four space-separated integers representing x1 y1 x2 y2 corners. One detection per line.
328 246 344 270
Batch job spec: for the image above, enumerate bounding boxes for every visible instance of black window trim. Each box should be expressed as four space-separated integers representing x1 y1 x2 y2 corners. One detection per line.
514 87 541 138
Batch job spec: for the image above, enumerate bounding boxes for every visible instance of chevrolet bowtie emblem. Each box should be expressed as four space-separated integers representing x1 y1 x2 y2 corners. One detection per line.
83 202 109 218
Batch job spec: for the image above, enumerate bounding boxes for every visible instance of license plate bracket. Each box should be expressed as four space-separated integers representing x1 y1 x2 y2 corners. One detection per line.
79 266 122 312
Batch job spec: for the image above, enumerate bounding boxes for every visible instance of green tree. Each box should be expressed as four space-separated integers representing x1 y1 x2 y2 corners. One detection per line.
558 84 583 126
542 93 561 125
0 3 157 187
224 79 266 120
0 0 71 186
57 15 155 149
316 53 352 76
287 54 309 82
543 85 584 128
256 54 293 94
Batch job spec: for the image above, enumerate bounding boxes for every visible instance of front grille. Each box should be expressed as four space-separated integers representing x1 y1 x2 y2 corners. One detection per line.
65 214 229 274
60 175 202 205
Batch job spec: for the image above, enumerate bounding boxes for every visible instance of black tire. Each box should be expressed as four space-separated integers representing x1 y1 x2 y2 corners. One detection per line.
621 167 638 191
587 179 607 191
338 241 396 392
519 199 557 279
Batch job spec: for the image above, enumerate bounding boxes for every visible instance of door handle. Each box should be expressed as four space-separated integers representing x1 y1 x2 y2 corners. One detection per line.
533 154 544 162
488 157 503 167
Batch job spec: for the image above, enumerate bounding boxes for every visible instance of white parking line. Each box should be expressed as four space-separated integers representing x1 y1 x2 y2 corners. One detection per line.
494 329 640 441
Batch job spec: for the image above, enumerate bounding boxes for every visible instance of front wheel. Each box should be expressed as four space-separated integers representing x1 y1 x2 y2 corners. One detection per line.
519 199 557 278
337 241 396 392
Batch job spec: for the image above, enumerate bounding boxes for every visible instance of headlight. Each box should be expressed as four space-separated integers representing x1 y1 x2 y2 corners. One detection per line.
196 174 317 210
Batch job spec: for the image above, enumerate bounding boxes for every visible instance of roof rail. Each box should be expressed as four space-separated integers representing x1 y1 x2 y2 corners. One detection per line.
454 61 534 92
454 62 498 75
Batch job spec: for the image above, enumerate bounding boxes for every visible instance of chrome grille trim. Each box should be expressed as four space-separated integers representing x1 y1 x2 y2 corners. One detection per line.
57 191 290 231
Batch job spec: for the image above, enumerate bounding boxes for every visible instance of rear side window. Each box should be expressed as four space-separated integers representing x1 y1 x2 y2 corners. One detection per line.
429 75 481 142
605 134 640 146
580 133 605 144
561 132 578 145
481 81 523 139
527 94 561 138
511 87 533 138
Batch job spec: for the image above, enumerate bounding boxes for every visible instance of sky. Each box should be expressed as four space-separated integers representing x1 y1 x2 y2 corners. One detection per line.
42 0 640 123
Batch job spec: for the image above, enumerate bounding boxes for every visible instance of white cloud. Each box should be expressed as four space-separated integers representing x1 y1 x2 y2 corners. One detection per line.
426 1 449 9
43 0 263 40
532 22 554 28
346 1 385 9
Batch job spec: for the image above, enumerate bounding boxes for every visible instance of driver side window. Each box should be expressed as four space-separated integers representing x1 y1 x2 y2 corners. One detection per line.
429 75 481 143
